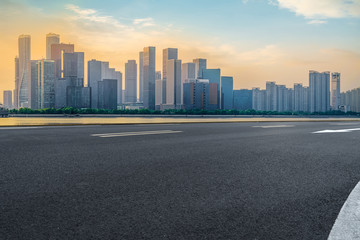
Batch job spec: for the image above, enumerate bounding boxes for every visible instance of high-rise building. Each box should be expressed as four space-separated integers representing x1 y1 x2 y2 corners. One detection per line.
29 60 39 109
309 70 330 112
51 43 74 79
143 46 156 110
331 72 341 110
88 59 121 109
46 33 60 60
193 58 207 79
36 60 56 109
203 69 221 109
17 35 31 108
181 63 196 104
139 52 144 103
266 81 277 111
221 76 233 110
3 91 12 109
163 48 178 80
125 60 137 103
252 88 266 111
183 79 210 110
165 59 182 109
293 83 306 112
88 60 102 109
233 90 252 111
276 85 287 112
63 52 84 82
14 57 19 109
98 79 118 109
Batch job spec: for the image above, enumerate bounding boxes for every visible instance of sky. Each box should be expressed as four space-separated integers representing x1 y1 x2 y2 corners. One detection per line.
0 0 359 101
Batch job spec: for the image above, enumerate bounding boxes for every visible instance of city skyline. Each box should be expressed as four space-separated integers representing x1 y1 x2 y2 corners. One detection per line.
0 0 359 101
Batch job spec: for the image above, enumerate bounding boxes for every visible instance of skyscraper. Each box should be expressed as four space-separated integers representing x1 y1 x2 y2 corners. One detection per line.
3 91 12 109
163 48 178 80
331 72 341 110
193 58 207 79
51 43 74 79
17 35 31 108
14 57 19 109
116 71 123 105
233 90 252 111
36 60 56 109
88 60 102 109
183 79 210 110
63 52 84 83
125 60 137 103
181 63 196 105
139 51 144 103
46 33 60 60
266 81 277 111
143 46 156 110
309 70 330 112
98 79 118 110
221 76 234 110
165 59 182 109
203 69 221 109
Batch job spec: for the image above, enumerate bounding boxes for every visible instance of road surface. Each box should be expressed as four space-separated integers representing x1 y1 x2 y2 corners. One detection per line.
1 121 360 239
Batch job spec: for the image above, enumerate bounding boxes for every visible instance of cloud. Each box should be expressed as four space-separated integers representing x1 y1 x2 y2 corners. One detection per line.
307 19 327 25
133 18 155 27
272 0 360 19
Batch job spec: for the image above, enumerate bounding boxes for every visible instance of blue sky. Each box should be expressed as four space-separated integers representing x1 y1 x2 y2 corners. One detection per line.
0 0 359 97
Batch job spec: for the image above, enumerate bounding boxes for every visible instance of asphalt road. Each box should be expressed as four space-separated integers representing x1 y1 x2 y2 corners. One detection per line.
1 121 360 239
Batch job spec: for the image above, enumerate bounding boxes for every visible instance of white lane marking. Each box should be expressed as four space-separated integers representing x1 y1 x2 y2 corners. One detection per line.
328 181 360 240
313 128 360 134
252 125 295 128
0 127 43 130
91 130 183 138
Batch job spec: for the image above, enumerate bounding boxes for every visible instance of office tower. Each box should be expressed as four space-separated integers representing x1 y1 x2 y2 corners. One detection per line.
331 72 341 110
252 88 266 111
183 79 210 110
309 70 330 112
193 58 207 78
46 33 60 60
208 83 218 110
3 91 12 109
139 52 144 102
98 79 118 109
276 85 287 112
29 60 39 108
221 76 233 110
51 43 74 79
181 63 196 104
203 69 221 109
36 60 56 109
63 52 84 82
293 84 305 112
155 79 162 109
116 71 123 105
233 90 252 111
181 63 196 83
17 35 31 108
88 60 102 108
125 60 137 103
143 46 156 110
163 48 178 80
14 57 19 109
165 59 182 109
266 81 277 111
87 59 121 109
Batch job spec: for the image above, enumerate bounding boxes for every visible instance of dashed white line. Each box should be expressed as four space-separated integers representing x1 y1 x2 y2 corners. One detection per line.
313 128 360 134
91 130 183 138
252 125 295 128
328 181 360 239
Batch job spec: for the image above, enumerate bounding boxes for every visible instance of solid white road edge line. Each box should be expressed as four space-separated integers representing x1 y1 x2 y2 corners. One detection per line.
328 181 360 240
313 128 360 134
